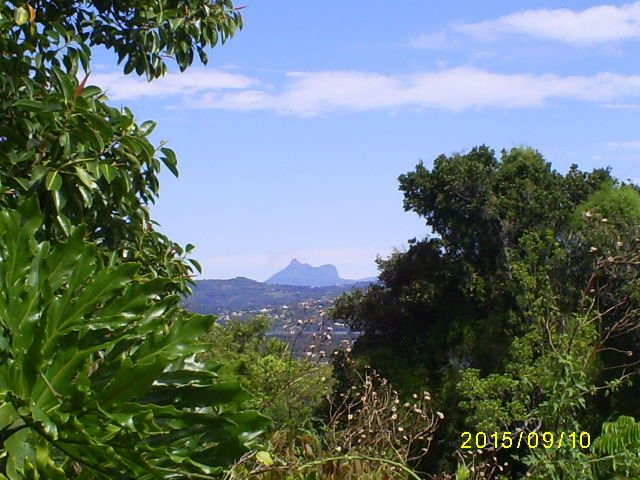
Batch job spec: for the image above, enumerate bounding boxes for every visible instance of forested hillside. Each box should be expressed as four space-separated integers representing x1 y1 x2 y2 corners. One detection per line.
184 276 371 314
2 2 640 480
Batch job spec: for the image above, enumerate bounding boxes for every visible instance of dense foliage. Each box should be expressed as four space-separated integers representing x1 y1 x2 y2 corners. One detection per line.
333 146 640 477
0 1 273 478
1 0 241 293
204 316 333 430
0 202 267 478
3 1 639 478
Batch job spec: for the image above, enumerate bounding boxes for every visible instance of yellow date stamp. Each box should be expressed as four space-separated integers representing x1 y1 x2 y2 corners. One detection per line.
461 431 590 450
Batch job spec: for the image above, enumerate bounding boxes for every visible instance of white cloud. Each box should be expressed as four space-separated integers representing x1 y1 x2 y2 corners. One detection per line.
411 1 640 47
196 68 640 116
91 67 640 116
90 68 258 100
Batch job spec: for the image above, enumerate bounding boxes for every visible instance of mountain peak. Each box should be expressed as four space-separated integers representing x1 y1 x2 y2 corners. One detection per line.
265 259 378 287
266 259 341 287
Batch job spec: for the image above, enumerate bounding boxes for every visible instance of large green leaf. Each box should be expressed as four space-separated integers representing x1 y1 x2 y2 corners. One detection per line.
0 204 268 478
1 2 249 476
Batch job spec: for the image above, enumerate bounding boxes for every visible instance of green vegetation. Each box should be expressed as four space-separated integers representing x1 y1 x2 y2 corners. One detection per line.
2 1 640 479
204 316 333 430
0 1 267 478
0 202 267 478
333 146 640 477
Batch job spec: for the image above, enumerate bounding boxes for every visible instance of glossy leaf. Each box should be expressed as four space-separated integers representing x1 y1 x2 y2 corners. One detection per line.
160 147 179 177
44 171 61 191
1 3 253 476
0 204 268 478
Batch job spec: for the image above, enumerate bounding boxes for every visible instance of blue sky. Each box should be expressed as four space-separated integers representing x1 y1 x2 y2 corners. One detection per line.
93 1 640 281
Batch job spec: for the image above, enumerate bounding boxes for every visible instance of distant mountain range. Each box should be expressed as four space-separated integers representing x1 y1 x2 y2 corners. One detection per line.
266 259 376 287
182 260 377 315
183 276 373 315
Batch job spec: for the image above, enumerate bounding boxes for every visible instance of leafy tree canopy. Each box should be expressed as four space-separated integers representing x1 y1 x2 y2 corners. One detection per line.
332 146 640 475
0 2 270 478
335 147 612 381
0 203 268 478
1 0 242 292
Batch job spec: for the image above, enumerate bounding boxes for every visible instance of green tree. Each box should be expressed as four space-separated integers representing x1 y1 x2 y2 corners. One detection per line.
0 1 269 478
456 191 640 479
1 0 242 292
0 203 268 478
332 146 640 476
334 147 611 394
592 416 640 479
205 317 333 430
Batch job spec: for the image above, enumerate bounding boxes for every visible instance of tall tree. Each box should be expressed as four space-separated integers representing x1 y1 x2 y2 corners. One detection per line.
335 147 611 389
1 0 243 292
0 2 269 478
332 146 640 475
